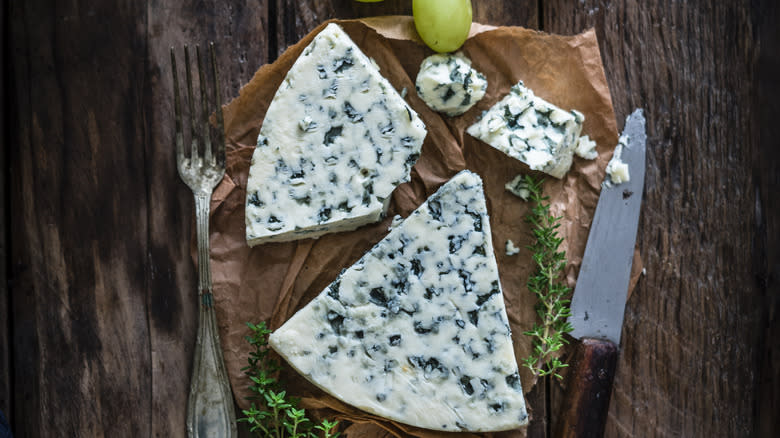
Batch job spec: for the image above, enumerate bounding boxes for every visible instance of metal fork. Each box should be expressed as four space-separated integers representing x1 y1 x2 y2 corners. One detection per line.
171 42 237 438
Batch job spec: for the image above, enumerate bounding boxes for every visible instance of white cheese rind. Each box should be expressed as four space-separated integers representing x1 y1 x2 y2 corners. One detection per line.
466 82 584 178
270 170 529 432
505 239 521 256
245 23 427 246
415 53 487 117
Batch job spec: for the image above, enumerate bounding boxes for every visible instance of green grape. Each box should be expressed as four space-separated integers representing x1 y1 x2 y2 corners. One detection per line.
413 0 473 53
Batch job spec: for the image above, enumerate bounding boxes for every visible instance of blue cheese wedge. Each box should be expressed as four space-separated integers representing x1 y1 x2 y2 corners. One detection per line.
415 52 487 116
245 23 427 246
467 81 584 178
269 170 529 432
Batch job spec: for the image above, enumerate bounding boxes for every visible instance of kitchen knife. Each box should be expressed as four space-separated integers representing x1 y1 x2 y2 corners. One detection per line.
557 109 647 438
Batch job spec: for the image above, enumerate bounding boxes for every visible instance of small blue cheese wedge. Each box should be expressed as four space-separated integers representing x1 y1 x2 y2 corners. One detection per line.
269 170 529 432
467 81 584 178
245 23 427 246
415 52 488 116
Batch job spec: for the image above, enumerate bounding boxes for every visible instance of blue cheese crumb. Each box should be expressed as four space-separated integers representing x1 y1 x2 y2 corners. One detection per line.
245 23 427 246
504 174 532 201
605 134 631 186
575 135 598 160
415 52 487 117
467 81 584 178
270 170 529 432
505 239 520 256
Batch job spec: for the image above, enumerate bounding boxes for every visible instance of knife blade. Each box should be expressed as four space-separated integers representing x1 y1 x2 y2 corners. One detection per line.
557 109 647 438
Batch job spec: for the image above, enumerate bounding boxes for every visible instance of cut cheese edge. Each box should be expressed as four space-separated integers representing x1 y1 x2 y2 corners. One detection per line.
467 81 584 178
269 170 528 432
245 23 427 246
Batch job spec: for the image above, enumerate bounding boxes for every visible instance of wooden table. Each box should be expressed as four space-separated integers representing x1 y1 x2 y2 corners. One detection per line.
3 1 778 436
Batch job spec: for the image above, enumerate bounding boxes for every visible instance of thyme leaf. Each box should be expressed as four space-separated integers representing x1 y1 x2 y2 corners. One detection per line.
520 176 574 379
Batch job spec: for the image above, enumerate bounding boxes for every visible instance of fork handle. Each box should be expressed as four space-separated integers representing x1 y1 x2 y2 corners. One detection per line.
186 193 237 438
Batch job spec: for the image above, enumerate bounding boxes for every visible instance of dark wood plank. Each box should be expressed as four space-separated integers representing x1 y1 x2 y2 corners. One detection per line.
472 1 539 29
543 1 773 436
144 1 270 436
754 1 780 435
0 0 10 425
8 1 151 436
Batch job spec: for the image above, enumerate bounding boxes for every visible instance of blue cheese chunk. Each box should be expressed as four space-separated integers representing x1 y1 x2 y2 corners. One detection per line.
245 23 427 246
415 52 487 116
467 81 584 178
270 170 529 432
575 135 598 160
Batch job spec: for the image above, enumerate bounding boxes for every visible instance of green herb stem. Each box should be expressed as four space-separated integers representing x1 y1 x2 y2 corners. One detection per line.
239 321 341 438
521 176 574 379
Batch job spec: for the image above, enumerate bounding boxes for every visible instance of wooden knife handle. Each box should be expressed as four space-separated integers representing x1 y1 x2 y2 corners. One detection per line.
557 338 619 438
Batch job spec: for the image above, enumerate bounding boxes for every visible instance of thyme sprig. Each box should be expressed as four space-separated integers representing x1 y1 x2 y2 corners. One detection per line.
239 322 340 438
520 176 574 379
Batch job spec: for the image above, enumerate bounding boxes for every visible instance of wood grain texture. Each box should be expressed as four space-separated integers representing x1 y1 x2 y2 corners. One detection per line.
754 1 780 435
0 0 10 424
471 1 538 30
543 0 776 436
144 1 269 436
9 1 152 436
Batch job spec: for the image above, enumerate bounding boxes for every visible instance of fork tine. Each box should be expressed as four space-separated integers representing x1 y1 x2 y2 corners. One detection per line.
209 42 225 168
196 45 213 166
184 45 199 165
171 47 185 168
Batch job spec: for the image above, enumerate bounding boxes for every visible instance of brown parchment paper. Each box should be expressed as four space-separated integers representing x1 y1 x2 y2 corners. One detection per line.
204 16 642 437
